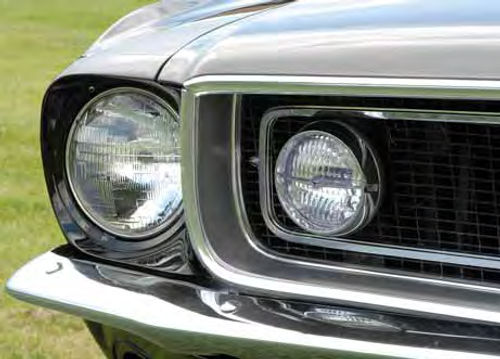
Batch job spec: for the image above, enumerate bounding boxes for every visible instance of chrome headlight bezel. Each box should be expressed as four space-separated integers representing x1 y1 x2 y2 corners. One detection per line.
274 129 370 236
64 87 183 240
260 109 383 245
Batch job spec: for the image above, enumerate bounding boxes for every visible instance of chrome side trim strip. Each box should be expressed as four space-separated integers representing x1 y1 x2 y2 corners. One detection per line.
185 75 500 99
181 75 500 324
6 251 500 359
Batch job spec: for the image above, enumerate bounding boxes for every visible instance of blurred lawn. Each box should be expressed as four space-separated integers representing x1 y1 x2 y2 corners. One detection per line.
0 0 152 357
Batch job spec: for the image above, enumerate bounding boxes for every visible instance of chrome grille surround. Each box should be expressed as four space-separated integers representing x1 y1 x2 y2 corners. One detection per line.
248 106 500 279
181 75 500 323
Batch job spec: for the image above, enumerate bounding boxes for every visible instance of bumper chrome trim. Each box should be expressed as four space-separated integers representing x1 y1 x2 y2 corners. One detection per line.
7 251 500 359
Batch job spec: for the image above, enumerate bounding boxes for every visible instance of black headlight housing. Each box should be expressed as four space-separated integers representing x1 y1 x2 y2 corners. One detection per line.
41 75 191 272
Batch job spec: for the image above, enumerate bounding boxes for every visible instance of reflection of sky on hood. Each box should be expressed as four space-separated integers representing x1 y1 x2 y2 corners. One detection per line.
229 0 500 35
218 25 500 53
157 0 286 26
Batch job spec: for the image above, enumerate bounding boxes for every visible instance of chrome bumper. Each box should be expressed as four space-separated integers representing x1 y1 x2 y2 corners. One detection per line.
6 251 500 359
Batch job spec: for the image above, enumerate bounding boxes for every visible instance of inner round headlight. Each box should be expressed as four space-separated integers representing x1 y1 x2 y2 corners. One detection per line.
66 88 181 238
275 130 375 235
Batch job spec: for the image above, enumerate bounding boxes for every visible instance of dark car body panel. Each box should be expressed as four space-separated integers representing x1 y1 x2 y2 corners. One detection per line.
160 0 500 82
61 0 288 80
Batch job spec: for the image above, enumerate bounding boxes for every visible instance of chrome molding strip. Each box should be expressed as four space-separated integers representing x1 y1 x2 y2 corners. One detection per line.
184 75 500 99
8 251 500 359
181 75 500 324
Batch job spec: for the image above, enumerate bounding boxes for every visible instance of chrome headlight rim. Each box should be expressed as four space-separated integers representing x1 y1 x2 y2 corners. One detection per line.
41 76 187 264
64 86 184 240
260 110 383 244
274 129 369 236
288 120 383 237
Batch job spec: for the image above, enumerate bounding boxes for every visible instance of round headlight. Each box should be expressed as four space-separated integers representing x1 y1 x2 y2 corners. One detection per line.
275 130 372 235
66 88 181 238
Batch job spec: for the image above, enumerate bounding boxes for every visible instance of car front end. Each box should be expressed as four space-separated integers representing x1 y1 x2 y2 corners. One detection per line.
8 1 500 358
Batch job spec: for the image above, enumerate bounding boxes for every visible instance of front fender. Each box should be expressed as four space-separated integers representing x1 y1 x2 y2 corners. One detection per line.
59 0 290 81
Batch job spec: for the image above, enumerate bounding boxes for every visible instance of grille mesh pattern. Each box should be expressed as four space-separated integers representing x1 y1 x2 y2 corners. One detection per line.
239 95 500 284
355 121 500 255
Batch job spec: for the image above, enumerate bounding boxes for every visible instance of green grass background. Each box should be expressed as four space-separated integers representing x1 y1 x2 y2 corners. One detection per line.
0 0 152 357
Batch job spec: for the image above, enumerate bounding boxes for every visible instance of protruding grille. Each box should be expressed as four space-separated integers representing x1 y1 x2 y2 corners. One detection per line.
239 94 500 285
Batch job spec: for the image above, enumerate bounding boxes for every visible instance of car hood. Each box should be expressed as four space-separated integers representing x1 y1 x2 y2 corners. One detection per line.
61 0 290 79
159 0 500 82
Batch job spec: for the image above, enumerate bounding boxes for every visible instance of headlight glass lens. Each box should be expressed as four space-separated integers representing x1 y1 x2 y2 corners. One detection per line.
66 88 181 238
275 130 367 235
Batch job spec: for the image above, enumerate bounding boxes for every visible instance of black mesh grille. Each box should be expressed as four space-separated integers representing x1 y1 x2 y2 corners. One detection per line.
239 94 500 285
353 120 500 255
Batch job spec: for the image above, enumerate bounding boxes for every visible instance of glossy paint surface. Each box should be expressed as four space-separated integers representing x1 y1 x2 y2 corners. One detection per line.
61 0 289 79
160 0 500 82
